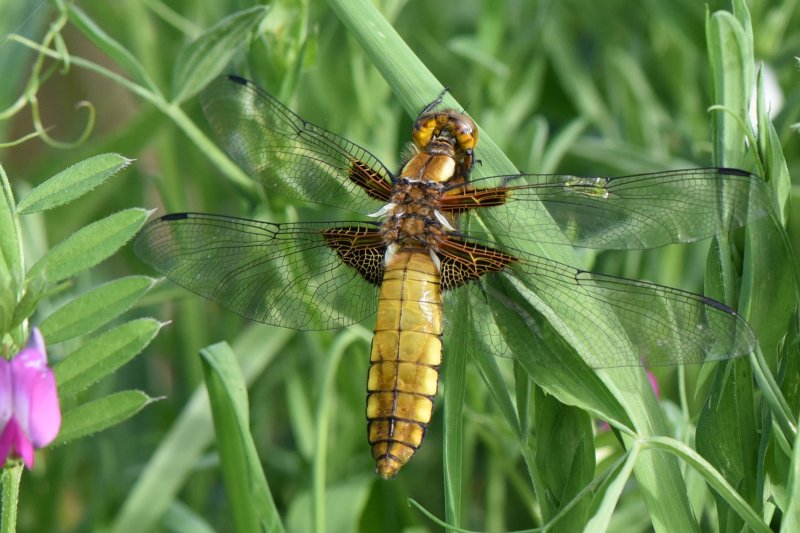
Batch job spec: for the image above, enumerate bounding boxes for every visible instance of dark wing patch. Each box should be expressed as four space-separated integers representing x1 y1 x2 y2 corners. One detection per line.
134 213 380 330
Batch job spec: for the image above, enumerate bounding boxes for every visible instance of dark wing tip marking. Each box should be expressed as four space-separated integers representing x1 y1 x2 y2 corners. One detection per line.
160 213 189 221
227 74 249 86
717 167 753 177
699 294 740 314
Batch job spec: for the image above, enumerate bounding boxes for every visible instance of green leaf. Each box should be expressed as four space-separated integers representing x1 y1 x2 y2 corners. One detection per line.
310 330 365 532
754 65 792 221
535 389 594 529
26 208 149 285
696 360 757 529
644 437 771 533
0 164 22 298
40 276 158 343
65 5 155 91
0 164 22 333
55 390 153 444
17 154 132 214
706 9 752 167
782 424 800 532
484 276 630 427
200 342 284 533
110 326 293 533
172 6 270 104
8 275 46 330
442 288 469 527
584 444 639 533
54 318 163 397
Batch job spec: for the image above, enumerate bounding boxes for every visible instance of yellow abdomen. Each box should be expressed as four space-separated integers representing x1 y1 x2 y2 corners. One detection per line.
367 249 442 479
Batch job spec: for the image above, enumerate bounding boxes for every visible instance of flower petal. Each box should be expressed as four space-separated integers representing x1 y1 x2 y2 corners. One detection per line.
11 331 61 447
0 418 34 468
25 368 61 446
0 357 12 428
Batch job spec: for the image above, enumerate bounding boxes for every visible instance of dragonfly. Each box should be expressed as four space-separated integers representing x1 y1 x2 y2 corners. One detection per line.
134 75 772 479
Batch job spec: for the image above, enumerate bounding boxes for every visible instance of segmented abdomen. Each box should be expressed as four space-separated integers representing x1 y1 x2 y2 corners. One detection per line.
367 249 442 479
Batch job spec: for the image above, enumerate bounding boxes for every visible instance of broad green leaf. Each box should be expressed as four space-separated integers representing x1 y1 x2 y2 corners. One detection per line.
701 6 766 531
484 276 630 428
535 389 594 529
40 276 158 343
756 68 791 221
172 6 270 104
17 154 132 214
695 358 757 531
111 326 292 533
54 318 162 397
469 333 520 437
706 10 752 168
55 390 153 444
742 216 795 371
644 437 771 533
200 341 284 533
27 208 149 285
584 444 639 533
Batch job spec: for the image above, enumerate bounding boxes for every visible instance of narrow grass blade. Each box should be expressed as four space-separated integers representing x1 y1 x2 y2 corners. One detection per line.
0 164 22 296
110 326 292 533
200 341 284 533
443 289 469 527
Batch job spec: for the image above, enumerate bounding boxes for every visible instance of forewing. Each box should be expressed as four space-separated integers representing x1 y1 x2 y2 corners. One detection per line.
470 249 756 368
200 76 394 213
134 213 381 330
450 168 773 250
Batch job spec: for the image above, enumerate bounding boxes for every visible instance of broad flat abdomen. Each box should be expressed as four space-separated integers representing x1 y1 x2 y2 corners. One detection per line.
367 249 442 479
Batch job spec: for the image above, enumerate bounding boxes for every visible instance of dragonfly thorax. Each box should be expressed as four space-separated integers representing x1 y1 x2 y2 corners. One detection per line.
379 153 457 253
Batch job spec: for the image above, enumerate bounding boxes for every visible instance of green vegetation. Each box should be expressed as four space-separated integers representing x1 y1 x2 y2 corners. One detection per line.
1 0 798 531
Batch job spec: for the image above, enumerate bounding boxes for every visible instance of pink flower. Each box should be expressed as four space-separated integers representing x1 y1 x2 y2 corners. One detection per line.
646 370 661 400
0 329 61 468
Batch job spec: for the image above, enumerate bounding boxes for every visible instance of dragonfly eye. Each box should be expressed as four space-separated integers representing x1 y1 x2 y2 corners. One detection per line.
451 116 478 152
412 115 439 148
412 111 478 160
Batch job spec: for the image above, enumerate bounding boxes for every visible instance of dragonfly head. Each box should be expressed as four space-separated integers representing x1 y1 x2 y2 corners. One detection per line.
412 110 478 164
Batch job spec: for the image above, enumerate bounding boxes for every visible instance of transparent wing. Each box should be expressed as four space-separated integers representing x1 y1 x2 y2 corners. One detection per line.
200 76 394 213
134 213 382 330
463 249 756 368
448 168 773 250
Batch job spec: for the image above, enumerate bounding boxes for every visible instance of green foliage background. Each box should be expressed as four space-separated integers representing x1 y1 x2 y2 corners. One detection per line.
1 0 798 531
